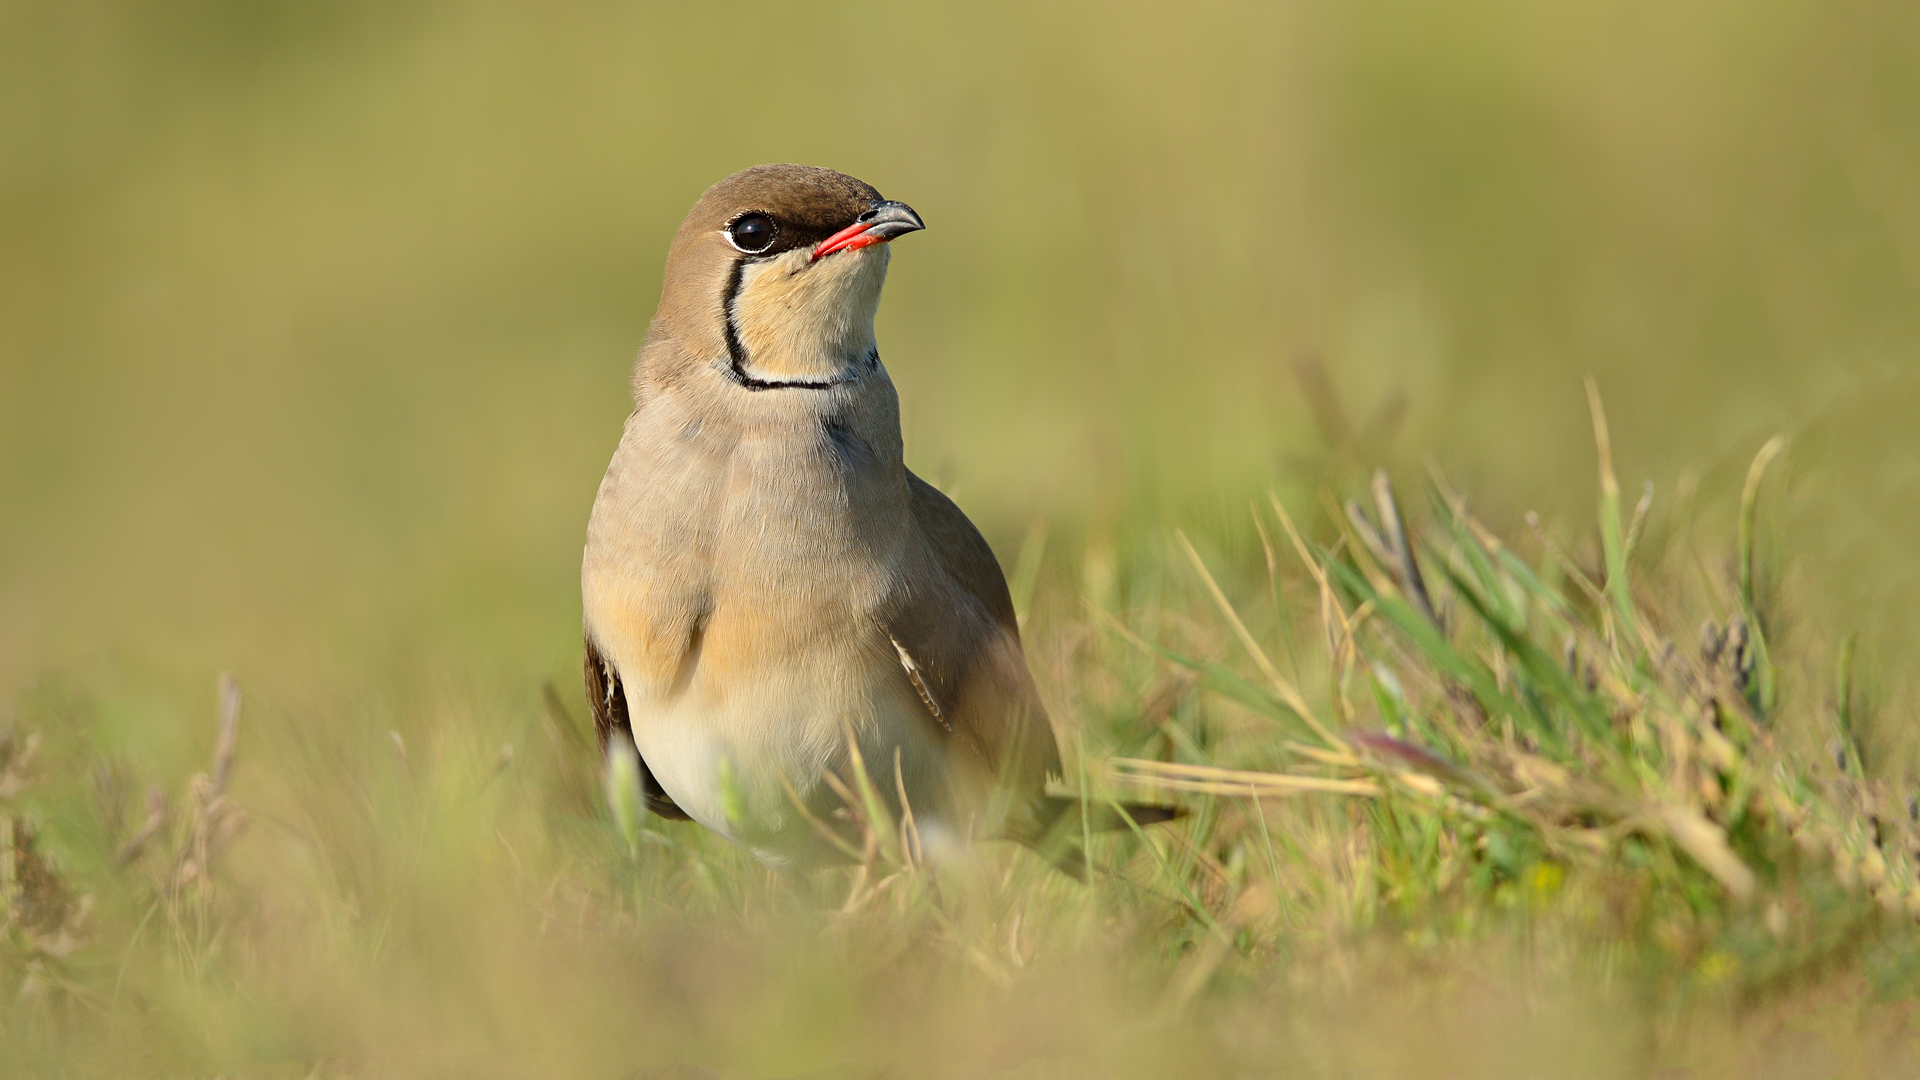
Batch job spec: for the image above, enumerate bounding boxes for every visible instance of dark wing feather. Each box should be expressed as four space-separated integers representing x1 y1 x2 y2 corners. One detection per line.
893 473 1064 785
893 475 1176 862
906 472 1021 630
584 636 692 820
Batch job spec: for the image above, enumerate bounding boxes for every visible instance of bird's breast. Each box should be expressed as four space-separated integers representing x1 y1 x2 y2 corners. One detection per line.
585 395 962 861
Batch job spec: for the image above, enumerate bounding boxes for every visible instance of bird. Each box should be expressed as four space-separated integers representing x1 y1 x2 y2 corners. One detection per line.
581 164 1173 868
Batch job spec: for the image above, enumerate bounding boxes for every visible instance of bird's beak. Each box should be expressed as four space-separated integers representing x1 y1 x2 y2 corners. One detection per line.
811 201 925 261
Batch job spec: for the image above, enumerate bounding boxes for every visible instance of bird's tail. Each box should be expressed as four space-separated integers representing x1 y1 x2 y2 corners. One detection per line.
1036 795 1182 833
1012 795 1184 880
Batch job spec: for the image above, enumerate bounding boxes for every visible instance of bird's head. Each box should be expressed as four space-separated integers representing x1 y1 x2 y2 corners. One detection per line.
647 164 924 392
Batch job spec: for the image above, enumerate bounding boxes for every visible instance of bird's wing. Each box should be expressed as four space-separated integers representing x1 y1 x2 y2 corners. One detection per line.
886 472 1063 790
584 635 693 820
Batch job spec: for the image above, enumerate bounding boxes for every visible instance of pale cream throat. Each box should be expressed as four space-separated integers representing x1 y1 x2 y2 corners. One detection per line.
729 246 887 383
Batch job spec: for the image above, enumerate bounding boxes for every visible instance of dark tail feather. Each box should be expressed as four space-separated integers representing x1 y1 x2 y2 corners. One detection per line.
1037 795 1183 833
1017 796 1184 880
1108 801 1183 827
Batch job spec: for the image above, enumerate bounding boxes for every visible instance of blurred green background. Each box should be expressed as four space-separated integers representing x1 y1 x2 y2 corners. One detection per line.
3 0 1917 727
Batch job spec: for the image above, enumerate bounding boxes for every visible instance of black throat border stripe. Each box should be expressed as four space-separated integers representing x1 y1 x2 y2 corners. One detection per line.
720 256 853 392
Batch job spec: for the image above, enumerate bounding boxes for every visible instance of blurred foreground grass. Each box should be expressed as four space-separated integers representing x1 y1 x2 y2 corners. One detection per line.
5 0 1920 1076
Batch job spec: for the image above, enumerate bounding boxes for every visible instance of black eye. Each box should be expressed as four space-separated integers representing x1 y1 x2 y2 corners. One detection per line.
727 212 776 253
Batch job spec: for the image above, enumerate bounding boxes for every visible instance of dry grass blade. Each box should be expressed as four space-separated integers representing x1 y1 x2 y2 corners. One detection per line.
836 715 900 866
115 787 168 866
1344 499 1395 575
1739 435 1789 612
775 769 866 863
1585 377 1620 503
1370 470 1442 630
1655 804 1757 900
892 748 923 870
1525 511 1610 613
1118 775 1383 799
1176 531 1343 750
1282 742 1361 768
210 672 241 798
1009 520 1049 630
1585 378 1638 645
172 674 249 894
1268 490 1354 643
1623 480 1655 564
1111 757 1380 797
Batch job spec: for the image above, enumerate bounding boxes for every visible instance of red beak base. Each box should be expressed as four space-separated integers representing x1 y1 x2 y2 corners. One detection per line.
810 201 926 262
812 220 888 260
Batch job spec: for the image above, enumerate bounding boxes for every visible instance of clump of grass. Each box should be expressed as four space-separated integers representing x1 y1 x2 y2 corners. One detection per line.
4 728 93 993
1104 385 1915 995
4 674 249 1019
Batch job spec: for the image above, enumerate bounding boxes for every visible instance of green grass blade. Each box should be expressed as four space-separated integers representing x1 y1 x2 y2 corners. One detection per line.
1436 562 1610 749
1323 556 1522 731
1737 437 1788 717
1109 620 1331 744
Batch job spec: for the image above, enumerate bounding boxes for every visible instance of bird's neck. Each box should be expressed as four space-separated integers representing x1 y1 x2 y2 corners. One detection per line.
726 246 888 386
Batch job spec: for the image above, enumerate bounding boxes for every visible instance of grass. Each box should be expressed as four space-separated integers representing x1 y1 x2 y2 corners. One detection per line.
5 388 1918 1079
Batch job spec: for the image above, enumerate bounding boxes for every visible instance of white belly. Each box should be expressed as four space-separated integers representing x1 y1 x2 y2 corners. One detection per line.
626 649 969 865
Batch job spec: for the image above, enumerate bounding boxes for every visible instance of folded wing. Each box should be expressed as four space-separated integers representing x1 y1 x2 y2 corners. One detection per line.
884 473 1064 806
